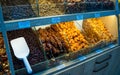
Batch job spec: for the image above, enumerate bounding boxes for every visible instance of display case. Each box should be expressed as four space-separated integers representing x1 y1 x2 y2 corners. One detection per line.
1 0 115 19
29 0 116 16
0 0 120 75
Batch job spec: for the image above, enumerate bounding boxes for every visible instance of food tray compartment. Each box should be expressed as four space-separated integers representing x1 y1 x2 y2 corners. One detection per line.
1 0 37 21
2 5 37 21
38 3 65 16
7 28 47 75
64 21 91 60
35 21 92 64
81 17 118 52
35 24 69 68
28 0 65 17
66 1 114 14
66 2 86 14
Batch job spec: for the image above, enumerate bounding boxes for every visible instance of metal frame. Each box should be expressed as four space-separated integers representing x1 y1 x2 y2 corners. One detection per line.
0 0 120 75
0 5 15 75
4 10 116 31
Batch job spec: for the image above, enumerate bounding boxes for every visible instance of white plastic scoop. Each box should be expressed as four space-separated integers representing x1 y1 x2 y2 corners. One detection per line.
10 37 32 74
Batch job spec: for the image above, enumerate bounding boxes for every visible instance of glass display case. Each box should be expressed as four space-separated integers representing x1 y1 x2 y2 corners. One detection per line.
0 0 115 20
0 0 119 75
5 16 118 75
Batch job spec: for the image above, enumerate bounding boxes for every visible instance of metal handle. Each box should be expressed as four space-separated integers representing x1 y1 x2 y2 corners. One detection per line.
93 62 109 72
95 55 112 64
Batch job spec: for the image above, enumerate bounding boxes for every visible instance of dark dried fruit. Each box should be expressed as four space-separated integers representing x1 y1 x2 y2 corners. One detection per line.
1 0 36 21
7 28 45 70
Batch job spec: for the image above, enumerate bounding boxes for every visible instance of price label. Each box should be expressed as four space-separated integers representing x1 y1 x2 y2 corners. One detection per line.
76 15 83 20
109 44 115 48
95 13 100 18
52 17 61 24
18 21 30 28
96 49 103 54
56 64 66 70
79 56 87 61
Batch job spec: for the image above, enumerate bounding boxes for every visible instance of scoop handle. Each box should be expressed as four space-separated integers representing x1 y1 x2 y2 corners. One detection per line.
23 57 32 74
